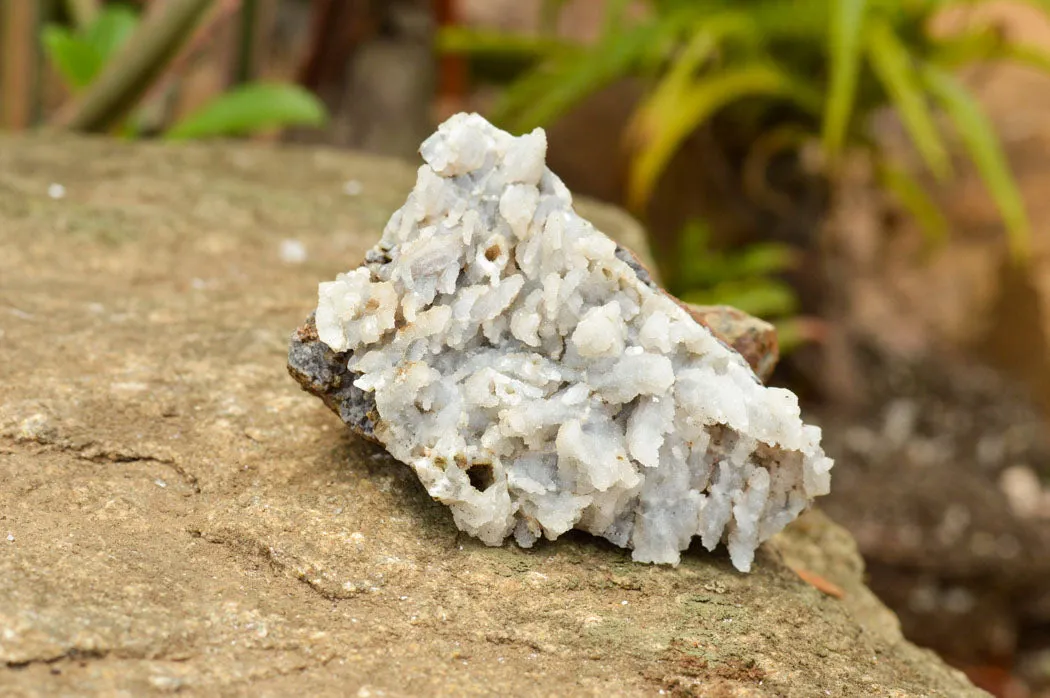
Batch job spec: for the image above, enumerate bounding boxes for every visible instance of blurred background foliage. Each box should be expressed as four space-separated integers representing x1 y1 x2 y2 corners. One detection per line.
3 0 1045 350
4 0 325 137
0 0 1046 379
4 2 1050 694
441 0 1050 347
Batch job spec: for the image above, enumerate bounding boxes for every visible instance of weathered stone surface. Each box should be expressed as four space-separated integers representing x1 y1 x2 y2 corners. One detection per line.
0 134 983 697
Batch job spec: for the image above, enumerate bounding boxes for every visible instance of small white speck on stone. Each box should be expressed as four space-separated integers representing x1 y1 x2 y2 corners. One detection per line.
343 179 363 196
191 278 208 290
48 183 66 199
399 596 408 601
620 600 628 606
154 478 167 488
6 533 13 542
149 676 184 691
280 239 308 264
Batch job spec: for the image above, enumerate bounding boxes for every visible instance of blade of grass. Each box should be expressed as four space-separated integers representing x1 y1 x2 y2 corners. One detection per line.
877 160 949 248
823 0 867 161
866 17 952 180
628 11 757 146
493 21 661 133
932 30 1050 74
436 26 576 62
628 64 821 210
922 64 1031 260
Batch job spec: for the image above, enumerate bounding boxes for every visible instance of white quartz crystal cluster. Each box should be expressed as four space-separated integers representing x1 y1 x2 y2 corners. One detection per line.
314 113 832 572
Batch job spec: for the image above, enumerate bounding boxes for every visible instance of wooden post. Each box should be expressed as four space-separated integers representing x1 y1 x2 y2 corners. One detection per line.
1 0 40 130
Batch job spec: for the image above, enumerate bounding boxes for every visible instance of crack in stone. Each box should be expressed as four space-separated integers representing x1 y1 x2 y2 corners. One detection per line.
188 529 348 603
0 435 201 494
4 648 110 669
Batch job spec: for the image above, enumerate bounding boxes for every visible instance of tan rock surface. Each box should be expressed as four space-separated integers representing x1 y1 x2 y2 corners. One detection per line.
0 135 983 697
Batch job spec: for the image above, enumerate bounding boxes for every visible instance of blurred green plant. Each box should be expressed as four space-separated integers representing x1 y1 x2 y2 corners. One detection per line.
673 220 799 317
42 4 137 91
441 0 1047 328
672 219 817 350
40 1 325 138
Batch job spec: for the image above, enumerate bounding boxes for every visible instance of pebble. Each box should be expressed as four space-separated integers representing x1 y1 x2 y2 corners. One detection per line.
279 239 308 264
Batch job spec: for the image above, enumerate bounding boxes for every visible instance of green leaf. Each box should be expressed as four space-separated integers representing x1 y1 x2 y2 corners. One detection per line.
628 63 821 210
921 64 1031 260
745 0 834 40
489 60 590 131
436 26 576 62
41 26 102 90
865 17 952 179
492 20 667 132
932 29 1050 74
823 0 866 160
602 0 634 37
85 4 138 62
682 278 799 318
677 242 798 291
164 83 327 140
727 242 800 277
41 5 139 92
629 11 760 143
877 160 949 248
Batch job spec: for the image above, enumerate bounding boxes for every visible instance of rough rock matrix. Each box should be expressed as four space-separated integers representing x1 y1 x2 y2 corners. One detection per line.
290 113 833 572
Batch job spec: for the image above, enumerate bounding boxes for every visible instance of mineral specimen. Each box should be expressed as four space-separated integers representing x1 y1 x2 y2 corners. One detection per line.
289 113 833 572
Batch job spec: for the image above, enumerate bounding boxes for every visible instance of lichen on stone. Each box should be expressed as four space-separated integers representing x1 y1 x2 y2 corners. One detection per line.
290 113 833 572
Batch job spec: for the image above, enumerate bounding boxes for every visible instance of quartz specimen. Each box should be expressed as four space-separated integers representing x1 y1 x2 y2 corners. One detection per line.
289 113 833 572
